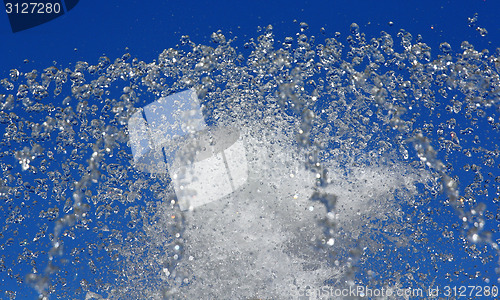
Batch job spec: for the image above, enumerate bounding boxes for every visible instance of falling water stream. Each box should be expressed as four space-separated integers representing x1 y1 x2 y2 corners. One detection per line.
0 23 499 299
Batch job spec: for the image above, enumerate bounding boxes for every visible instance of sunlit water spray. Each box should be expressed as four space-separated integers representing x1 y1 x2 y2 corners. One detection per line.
171 118 432 299
0 23 498 299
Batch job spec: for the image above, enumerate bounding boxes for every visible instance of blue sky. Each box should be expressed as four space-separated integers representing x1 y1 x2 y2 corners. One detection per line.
1 0 499 299
1 0 499 74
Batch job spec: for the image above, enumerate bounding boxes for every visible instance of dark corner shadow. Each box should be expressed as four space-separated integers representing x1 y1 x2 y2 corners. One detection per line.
4 0 80 33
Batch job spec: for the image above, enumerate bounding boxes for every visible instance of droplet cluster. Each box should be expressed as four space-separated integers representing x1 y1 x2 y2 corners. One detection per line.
0 22 499 299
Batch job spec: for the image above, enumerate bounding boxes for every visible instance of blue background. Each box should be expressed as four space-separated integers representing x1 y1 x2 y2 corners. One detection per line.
0 0 499 299
1 0 499 75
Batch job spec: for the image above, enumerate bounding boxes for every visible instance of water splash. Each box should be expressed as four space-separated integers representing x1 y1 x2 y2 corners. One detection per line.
0 22 499 299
